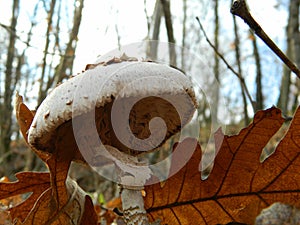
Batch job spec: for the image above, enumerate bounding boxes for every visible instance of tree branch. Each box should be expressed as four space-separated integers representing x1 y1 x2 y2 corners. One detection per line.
196 16 255 112
230 0 300 79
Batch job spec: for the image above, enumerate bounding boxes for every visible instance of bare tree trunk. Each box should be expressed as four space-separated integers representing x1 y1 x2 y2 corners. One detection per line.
277 0 299 114
232 6 249 125
115 23 121 51
181 0 187 71
161 0 176 66
212 0 220 124
1 0 20 154
53 0 62 56
147 0 162 60
291 0 300 112
278 48 292 115
37 0 57 107
293 0 300 68
151 0 162 41
144 0 151 39
251 32 264 111
53 0 84 84
37 0 84 106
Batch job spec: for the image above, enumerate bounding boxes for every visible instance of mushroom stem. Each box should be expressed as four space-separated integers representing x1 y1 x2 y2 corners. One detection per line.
121 188 160 225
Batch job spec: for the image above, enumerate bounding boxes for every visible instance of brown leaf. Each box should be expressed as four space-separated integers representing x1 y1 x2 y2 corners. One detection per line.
44 119 87 213
0 124 97 224
27 138 98 225
106 197 122 209
15 93 34 142
0 172 97 225
144 106 296 224
80 195 99 225
102 197 123 224
0 172 51 222
20 178 97 225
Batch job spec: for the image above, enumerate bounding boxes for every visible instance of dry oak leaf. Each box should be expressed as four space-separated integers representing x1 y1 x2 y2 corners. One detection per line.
0 172 51 223
143 106 300 225
0 172 98 225
15 92 34 142
19 177 95 225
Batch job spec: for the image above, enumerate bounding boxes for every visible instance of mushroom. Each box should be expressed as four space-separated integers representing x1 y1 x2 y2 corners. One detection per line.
28 56 197 224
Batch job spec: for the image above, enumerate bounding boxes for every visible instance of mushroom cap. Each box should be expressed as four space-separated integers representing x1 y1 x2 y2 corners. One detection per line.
28 58 197 161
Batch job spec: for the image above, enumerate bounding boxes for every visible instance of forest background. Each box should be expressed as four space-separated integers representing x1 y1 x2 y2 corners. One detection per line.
0 0 299 203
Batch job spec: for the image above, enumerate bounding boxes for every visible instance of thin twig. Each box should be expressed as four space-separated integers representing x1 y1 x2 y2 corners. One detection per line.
196 17 256 111
230 0 300 79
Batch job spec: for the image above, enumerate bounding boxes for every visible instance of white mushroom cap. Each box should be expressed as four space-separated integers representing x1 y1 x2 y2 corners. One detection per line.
28 58 197 159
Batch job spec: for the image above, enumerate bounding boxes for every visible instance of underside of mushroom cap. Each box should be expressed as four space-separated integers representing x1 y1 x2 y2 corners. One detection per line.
28 57 197 158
